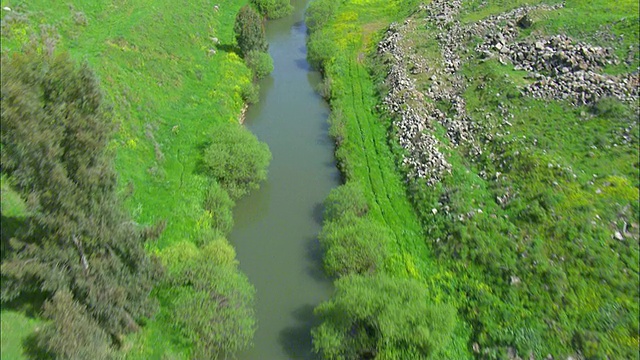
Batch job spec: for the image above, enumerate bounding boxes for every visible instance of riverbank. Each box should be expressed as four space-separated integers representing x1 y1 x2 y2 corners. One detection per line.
1 0 262 358
308 0 639 358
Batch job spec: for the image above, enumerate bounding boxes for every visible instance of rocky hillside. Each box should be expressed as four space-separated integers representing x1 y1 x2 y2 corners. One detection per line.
373 0 639 358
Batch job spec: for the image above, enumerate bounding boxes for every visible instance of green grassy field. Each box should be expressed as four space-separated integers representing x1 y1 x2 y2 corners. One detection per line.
1 0 258 358
309 0 638 358
307 0 478 357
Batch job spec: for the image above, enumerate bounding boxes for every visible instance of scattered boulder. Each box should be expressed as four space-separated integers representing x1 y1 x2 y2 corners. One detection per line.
517 13 533 29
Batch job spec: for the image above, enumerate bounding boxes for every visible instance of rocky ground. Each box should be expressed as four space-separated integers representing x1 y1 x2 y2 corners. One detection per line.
377 0 638 186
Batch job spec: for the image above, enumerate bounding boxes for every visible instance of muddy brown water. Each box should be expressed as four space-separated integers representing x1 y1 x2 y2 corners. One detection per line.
229 0 338 358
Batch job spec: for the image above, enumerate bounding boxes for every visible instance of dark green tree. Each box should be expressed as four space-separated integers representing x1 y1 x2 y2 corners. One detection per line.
312 274 457 359
234 5 268 56
1 49 162 355
33 290 114 360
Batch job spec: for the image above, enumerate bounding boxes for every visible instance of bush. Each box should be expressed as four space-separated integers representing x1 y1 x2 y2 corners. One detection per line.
251 0 292 19
169 261 255 358
240 81 260 104
307 30 336 71
319 216 389 277
312 274 457 359
305 0 339 34
245 50 274 79
590 97 630 119
159 241 254 358
323 181 369 222
203 181 234 235
203 122 271 200
234 5 267 56
201 238 238 267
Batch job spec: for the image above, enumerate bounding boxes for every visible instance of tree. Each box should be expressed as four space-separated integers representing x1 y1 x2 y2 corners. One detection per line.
202 122 271 200
1 49 162 355
33 290 114 360
245 50 274 79
312 274 457 359
323 181 369 222
234 5 268 56
319 216 389 277
159 240 255 359
305 0 339 33
251 0 292 19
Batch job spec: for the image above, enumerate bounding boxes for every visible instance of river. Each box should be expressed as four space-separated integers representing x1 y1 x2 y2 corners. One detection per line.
228 0 338 358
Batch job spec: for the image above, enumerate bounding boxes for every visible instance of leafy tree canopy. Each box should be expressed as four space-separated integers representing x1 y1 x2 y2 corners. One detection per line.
234 5 268 56
159 240 255 359
251 0 293 19
245 50 274 80
323 181 369 223
1 49 162 356
313 274 457 360
319 215 389 277
203 122 271 200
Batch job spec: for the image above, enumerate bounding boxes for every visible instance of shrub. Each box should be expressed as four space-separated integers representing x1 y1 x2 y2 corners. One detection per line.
169 262 255 359
159 241 254 358
305 0 339 34
307 30 336 70
201 238 238 267
590 97 630 119
251 0 292 19
203 122 271 200
240 81 260 104
234 5 267 56
319 216 389 277
203 181 235 235
312 274 457 359
323 181 368 222
245 50 274 79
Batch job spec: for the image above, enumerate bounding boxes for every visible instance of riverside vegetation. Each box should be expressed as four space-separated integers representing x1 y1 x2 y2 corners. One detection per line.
0 0 286 358
0 0 637 359
307 0 638 359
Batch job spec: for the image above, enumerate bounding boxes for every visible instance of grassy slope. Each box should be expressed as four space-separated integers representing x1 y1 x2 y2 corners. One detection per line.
389 0 639 357
314 0 474 357
1 177 44 359
314 0 638 358
1 0 253 358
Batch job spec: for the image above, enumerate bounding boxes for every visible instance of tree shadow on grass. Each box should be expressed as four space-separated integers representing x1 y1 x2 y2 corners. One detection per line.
22 332 53 360
217 43 240 56
278 304 322 360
